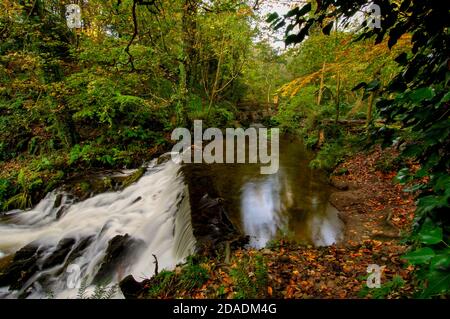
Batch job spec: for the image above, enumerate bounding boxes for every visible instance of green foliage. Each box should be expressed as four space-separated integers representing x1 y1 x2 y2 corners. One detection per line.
179 258 210 291
147 255 209 298
147 270 178 298
76 278 118 299
230 253 268 299
309 131 361 172
359 275 405 299
374 152 403 173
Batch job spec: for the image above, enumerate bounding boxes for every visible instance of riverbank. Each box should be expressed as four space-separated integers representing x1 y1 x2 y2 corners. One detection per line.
329 145 415 244
121 144 418 299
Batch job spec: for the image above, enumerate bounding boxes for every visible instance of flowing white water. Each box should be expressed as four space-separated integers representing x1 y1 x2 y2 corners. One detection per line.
0 155 196 298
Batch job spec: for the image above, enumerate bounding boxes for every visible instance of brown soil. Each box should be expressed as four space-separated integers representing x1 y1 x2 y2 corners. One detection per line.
329 145 415 244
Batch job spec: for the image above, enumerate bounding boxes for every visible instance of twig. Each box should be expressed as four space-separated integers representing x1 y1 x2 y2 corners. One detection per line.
152 254 159 276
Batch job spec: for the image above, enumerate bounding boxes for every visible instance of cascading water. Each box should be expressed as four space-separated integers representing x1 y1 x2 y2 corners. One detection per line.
0 154 196 298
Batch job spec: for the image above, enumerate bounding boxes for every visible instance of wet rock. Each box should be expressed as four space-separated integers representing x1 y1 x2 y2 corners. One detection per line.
130 196 142 205
119 275 146 299
66 236 94 265
42 238 76 269
56 205 67 219
157 153 173 165
54 194 63 208
337 211 349 224
94 234 146 284
0 243 44 290
181 165 248 254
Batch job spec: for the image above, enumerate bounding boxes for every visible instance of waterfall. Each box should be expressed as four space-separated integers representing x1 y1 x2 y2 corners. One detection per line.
0 154 196 298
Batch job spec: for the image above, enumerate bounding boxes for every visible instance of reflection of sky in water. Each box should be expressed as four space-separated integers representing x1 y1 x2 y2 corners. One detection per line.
239 170 343 248
308 204 344 246
241 175 286 248
204 136 344 248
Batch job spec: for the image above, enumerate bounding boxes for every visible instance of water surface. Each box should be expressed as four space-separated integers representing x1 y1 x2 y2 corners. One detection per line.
202 135 343 248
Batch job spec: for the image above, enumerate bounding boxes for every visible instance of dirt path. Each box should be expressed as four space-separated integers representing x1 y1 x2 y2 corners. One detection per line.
329 146 415 245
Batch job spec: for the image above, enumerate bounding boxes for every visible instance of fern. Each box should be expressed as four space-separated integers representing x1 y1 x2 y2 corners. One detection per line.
76 277 89 299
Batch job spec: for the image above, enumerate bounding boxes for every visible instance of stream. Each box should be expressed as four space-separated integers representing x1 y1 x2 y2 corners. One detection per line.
187 134 343 248
0 135 343 298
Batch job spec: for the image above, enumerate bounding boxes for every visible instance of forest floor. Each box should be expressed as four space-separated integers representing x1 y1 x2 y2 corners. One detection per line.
137 145 419 299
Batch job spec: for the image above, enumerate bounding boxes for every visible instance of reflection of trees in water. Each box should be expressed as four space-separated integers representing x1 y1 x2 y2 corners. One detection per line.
208 136 343 247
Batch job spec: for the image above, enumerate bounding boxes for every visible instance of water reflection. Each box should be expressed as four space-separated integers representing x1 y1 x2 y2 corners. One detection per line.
198 135 344 248
241 176 287 248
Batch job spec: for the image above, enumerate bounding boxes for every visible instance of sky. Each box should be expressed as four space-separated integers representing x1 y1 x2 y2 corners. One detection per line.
253 0 307 50
252 1 371 51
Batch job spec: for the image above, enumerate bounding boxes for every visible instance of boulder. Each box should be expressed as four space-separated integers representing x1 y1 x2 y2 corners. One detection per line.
0 243 43 290
93 234 146 284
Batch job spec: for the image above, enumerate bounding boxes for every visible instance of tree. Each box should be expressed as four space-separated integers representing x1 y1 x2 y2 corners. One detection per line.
272 0 450 297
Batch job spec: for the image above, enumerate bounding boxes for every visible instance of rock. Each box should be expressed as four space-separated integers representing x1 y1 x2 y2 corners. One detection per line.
54 194 63 208
330 179 349 191
0 243 43 290
93 234 146 284
157 153 173 165
65 236 94 265
119 275 144 299
42 238 75 269
130 196 142 205
56 206 67 219
329 191 362 210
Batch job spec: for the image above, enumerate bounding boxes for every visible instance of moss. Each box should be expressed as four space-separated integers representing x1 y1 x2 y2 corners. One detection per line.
121 167 145 188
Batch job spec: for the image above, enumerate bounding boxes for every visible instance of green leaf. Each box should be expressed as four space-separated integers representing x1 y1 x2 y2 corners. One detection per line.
266 12 279 23
416 195 445 215
421 270 450 298
430 250 450 270
402 247 435 265
297 3 312 17
408 87 435 103
274 20 286 30
440 91 450 103
366 80 380 92
418 225 443 245
394 167 410 184
285 34 299 46
285 7 299 18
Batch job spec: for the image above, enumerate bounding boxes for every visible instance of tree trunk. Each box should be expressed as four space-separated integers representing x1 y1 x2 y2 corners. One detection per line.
207 34 225 116
335 72 340 123
367 91 375 125
317 61 326 105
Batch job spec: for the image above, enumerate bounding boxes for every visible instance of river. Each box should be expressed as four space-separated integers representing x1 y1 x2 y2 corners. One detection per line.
0 135 342 298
